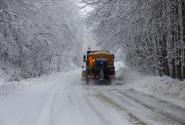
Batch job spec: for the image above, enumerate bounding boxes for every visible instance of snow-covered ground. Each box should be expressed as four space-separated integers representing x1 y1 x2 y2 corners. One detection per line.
0 68 185 125
0 70 131 125
126 76 185 104
116 68 185 108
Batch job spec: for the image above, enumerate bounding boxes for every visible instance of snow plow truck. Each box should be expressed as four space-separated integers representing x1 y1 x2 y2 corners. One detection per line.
82 48 115 85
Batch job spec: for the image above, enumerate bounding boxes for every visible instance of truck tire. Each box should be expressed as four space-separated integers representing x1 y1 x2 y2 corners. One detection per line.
86 78 89 85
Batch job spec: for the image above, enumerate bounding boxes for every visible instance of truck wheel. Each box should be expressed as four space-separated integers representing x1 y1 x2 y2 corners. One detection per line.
86 79 89 85
106 80 111 85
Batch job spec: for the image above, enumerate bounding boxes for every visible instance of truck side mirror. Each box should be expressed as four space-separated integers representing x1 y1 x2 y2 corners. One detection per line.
83 55 86 62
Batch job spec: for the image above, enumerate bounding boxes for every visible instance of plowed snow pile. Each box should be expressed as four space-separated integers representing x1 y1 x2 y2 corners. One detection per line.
117 68 185 105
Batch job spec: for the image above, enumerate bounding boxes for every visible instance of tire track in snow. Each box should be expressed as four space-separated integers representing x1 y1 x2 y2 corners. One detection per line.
89 84 185 125
122 89 185 114
106 90 182 125
94 92 146 125
82 91 115 125
115 90 185 125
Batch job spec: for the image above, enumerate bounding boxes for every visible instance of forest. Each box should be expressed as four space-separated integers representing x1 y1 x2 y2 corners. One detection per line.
0 0 84 80
82 0 185 80
0 1 185 125
1 0 185 80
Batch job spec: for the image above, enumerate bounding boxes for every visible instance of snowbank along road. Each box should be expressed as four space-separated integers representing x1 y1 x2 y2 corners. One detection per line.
0 70 185 125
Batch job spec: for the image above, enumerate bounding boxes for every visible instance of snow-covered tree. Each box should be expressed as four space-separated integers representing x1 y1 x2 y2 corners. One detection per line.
83 0 185 80
0 0 84 80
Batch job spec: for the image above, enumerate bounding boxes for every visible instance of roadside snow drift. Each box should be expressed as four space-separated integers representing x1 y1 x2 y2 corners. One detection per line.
116 68 185 108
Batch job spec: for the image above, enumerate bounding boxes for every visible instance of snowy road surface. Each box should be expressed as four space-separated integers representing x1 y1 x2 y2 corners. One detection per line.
0 70 185 125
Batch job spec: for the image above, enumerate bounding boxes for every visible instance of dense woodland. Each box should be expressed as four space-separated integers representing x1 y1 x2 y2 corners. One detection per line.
83 0 185 80
1 0 185 81
0 0 84 80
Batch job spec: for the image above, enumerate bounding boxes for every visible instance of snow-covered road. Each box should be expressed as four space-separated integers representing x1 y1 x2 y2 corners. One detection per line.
0 70 130 125
0 70 185 125
88 86 185 125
